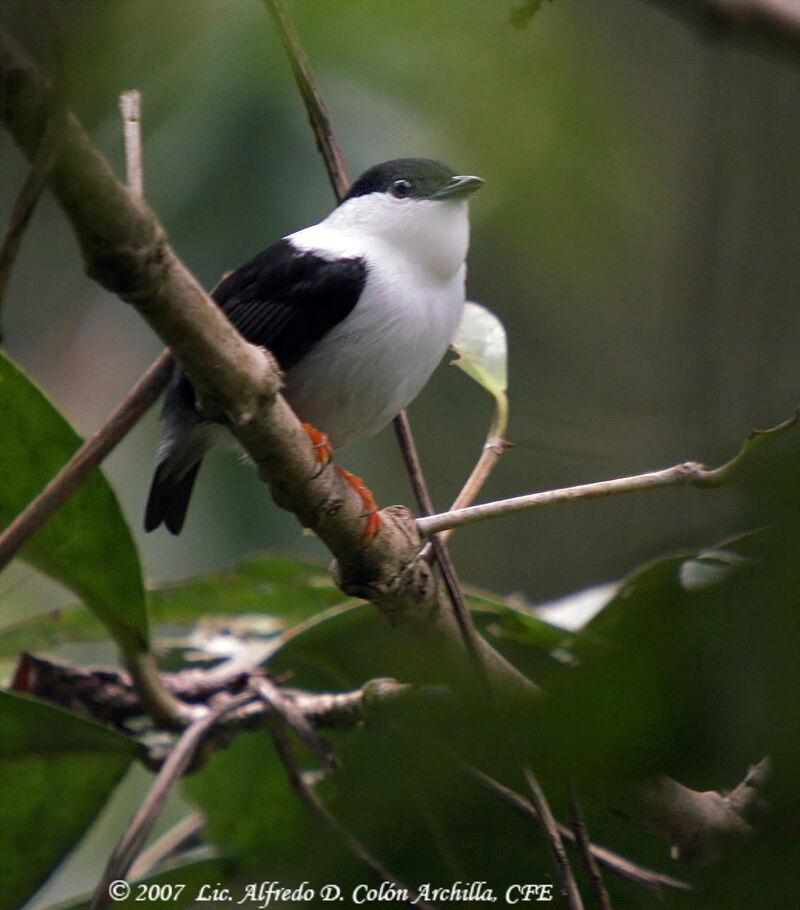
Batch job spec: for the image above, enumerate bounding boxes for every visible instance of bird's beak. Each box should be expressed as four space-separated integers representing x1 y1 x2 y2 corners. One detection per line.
431 175 485 200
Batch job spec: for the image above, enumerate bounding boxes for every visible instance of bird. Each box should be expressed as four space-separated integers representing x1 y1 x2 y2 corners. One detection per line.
144 157 484 536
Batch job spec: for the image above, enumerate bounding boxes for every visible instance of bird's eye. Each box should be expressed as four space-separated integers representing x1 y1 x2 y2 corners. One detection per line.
391 178 413 198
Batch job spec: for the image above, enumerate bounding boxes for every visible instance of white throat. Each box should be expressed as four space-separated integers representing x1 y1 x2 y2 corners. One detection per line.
320 193 471 281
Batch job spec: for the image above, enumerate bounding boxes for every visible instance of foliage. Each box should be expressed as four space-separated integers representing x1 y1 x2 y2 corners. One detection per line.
0 353 148 657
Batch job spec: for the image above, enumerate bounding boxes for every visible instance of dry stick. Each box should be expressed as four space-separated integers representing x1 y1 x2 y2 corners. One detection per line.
570 788 613 910
269 722 437 910
523 766 585 910
127 811 205 880
468 767 690 893
263 0 481 661
263 0 350 200
250 675 339 772
119 90 143 196
0 3 65 338
89 692 254 910
0 351 172 571
418 410 799 537
394 415 483 665
417 461 721 538
418 393 510 560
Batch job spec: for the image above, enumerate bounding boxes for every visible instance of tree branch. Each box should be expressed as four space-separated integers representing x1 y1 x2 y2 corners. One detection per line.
468 766 691 892
617 760 770 865
523 766 585 910
417 461 724 537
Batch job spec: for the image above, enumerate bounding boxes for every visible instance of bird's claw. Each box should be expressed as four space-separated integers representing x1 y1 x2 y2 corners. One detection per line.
336 466 381 537
302 422 333 476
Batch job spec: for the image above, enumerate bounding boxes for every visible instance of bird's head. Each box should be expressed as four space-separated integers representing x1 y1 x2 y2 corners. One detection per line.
330 158 484 278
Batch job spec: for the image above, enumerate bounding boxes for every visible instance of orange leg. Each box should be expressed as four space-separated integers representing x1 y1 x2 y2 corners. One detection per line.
301 422 333 465
336 466 381 537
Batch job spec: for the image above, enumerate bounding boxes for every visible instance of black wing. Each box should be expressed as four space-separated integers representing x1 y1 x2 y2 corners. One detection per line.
147 239 366 534
213 238 367 371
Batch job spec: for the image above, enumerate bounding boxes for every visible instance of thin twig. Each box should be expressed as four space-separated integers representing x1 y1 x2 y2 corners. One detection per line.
270 722 437 910
570 787 613 910
467 766 691 892
0 351 172 572
523 766 585 910
119 89 143 196
263 0 350 199
419 410 799 538
89 693 253 910
127 811 205 880
251 675 339 771
419 403 510 557
0 1 65 339
440 437 512 543
417 461 716 537
394 415 483 667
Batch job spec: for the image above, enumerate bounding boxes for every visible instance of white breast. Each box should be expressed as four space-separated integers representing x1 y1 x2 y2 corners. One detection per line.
283 195 471 447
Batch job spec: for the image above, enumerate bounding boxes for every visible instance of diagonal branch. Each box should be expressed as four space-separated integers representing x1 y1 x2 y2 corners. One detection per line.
263 0 351 199
417 462 711 536
523 766 585 910
416 407 797 537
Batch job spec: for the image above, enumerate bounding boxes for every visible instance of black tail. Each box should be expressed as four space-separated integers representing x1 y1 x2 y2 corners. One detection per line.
144 460 202 535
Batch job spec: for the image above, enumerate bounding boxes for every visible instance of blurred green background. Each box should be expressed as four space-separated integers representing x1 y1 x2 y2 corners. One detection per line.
2 0 797 601
1 2 798 908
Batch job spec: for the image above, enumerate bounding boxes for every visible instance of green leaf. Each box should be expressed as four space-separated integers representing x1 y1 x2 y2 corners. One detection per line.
185 730 315 867
149 553 343 625
451 301 508 407
710 410 799 524
0 690 140 909
0 554 346 662
0 689 143 758
535 525 800 791
0 352 148 656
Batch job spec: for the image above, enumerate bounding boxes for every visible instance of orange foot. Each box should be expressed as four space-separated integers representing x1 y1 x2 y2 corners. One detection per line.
302 422 333 465
336 466 381 537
